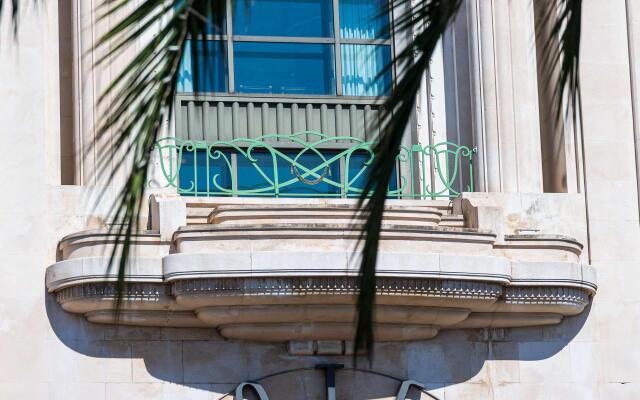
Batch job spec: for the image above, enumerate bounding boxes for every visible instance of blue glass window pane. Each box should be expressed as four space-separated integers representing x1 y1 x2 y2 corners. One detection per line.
341 44 392 96
177 40 227 93
176 2 225 34
347 152 398 196
236 150 341 196
235 42 336 95
234 0 333 37
204 5 226 34
339 0 390 39
178 149 233 195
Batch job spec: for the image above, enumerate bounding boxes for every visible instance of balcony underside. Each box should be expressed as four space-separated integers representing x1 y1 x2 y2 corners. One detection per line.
46 199 596 343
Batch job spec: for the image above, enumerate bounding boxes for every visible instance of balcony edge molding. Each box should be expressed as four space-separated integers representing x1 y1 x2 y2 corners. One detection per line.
46 194 597 343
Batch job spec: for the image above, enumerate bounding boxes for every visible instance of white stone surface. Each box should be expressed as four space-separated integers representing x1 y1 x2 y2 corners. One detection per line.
0 0 638 399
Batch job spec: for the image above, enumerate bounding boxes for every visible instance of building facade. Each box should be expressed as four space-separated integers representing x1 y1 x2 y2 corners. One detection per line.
1 0 639 399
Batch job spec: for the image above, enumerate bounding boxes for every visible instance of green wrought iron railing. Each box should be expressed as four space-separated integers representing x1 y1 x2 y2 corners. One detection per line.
152 132 475 198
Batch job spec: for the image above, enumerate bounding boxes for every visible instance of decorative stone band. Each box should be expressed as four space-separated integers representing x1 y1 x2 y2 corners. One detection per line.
56 282 168 303
51 275 592 341
171 277 504 300
503 286 590 305
54 282 176 314
56 280 589 310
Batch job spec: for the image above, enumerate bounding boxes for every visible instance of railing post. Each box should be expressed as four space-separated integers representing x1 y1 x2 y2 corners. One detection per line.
231 153 238 197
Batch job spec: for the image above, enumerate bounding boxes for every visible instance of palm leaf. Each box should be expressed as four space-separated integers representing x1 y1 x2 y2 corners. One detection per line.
353 0 583 358
90 0 225 314
353 0 463 359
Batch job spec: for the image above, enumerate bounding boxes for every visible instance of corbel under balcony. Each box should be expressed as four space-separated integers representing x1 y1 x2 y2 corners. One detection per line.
46 193 596 345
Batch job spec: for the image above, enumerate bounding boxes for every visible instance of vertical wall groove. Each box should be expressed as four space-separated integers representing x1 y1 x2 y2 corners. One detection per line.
625 0 640 220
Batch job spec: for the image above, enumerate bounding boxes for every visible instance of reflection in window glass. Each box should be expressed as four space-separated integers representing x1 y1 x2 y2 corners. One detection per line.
339 0 389 39
178 150 233 195
177 41 227 93
176 2 226 34
341 44 392 96
235 42 336 95
346 152 397 195
234 0 333 37
203 4 226 34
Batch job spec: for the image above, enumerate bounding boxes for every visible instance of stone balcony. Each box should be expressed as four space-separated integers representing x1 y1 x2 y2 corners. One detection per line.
46 193 596 349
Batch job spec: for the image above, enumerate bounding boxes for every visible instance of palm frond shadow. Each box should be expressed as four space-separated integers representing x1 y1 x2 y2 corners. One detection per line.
0 0 21 35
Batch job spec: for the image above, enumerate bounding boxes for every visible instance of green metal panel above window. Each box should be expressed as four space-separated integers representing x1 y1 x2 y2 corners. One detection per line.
175 96 382 142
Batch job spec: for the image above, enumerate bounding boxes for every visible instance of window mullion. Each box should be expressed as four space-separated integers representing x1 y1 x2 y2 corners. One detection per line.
388 0 397 92
226 0 235 93
340 38 392 45
232 35 335 44
333 0 343 96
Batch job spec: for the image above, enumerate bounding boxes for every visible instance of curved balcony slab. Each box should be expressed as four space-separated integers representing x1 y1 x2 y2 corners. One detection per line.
450 312 564 329
85 310 208 327
195 305 471 326
218 323 441 342
162 252 511 282
45 256 163 292
208 204 443 227
498 234 583 262
46 200 597 343
58 230 169 260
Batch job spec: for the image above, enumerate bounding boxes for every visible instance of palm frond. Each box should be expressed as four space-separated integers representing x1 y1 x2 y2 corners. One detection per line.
0 0 21 35
354 0 583 358
90 0 225 314
353 0 463 359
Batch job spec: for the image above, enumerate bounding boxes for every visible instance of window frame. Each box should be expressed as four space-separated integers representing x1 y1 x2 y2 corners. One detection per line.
185 0 395 98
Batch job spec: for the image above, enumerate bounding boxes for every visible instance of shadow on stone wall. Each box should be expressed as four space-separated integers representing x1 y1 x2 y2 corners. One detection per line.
46 290 592 399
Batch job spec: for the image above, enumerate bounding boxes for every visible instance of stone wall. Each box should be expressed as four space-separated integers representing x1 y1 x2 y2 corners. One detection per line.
0 0 639 399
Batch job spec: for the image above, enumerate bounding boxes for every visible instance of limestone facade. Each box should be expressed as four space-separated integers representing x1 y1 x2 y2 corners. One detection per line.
1 1 640 399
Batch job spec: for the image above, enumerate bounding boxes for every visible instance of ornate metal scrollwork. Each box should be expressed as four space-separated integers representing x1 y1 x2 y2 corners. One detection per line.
152 131 475 198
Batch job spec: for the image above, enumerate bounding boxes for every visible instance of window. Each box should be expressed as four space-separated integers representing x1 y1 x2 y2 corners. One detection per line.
234 42 336 95
341 44 391 96
233 0 334 37
177 41 227 93
177 0 392 96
